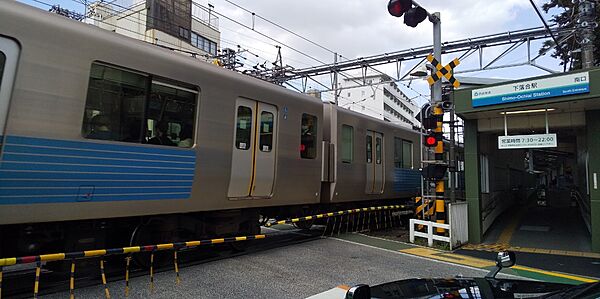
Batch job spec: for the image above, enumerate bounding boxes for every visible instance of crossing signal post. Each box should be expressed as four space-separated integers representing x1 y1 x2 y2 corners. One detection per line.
388 1 448 235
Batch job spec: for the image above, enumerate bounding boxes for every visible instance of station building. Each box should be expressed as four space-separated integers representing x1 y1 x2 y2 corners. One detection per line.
454 67 600 253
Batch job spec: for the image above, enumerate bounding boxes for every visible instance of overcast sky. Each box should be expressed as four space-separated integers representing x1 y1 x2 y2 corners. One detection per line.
18 0 564 104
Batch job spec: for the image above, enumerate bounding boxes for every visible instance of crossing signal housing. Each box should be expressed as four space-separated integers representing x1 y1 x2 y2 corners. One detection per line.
421 164 447 180
387 0 412 17
388 0 428 28
424 133 440 147
404 6 427 27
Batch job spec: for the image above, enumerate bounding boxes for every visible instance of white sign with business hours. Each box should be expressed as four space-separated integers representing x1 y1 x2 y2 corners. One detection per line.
498 133 557 149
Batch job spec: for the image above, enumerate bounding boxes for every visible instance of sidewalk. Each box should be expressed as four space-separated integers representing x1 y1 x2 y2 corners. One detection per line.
335 232 599 285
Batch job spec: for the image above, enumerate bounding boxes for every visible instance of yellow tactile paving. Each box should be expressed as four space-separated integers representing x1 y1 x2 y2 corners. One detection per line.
399 246 597 284
497 209 526 245
400 247 496 268
461 243 600 259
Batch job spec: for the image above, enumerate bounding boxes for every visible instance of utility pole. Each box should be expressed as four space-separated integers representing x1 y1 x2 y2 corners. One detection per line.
579 0 596 69
333 53 339 105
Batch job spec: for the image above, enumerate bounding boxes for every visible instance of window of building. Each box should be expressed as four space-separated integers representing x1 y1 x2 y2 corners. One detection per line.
366 135 372 163
82 63 197 147
179 27 190 40
480 154 490 193
235 106 252 150
341 125 353 163
300 113 317 159
259 111 274 152
191 32 217 55
375 137 382 164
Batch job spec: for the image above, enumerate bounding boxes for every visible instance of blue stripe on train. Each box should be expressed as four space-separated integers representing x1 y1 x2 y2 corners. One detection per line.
0 180 193 188
0 162 195 175
0 193 192 205
3 145 195 163
0 171 194 181
2 153 194 168
0 135 196 205
6 135 195 157
0 187 192 196
393 168 421 193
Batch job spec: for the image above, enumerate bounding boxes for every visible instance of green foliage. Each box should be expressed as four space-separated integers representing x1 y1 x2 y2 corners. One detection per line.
539 0 600 70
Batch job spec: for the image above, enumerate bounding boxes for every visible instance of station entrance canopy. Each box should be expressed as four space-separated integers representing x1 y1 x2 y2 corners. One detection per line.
454 68 600 253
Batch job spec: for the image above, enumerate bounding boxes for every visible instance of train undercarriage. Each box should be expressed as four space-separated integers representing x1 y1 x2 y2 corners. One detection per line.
0 200 410 260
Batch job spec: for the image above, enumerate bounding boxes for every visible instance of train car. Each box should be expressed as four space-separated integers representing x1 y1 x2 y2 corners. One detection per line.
0 1 420 258
321 103 421 205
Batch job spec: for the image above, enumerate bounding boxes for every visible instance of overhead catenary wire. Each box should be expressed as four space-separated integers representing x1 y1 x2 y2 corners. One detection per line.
39 0 422 110
220 0 427 103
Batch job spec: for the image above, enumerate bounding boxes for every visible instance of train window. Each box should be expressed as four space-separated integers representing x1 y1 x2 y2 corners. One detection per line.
402 140 413 168
82 63 198 146
375 137 382 164
366 135 372 164
394 138 413 168
394 137 402 168
82 63 147 142
341 125 353 163
300 113 317 159
146 80 197 147
235 106 253 150
259 111 274 152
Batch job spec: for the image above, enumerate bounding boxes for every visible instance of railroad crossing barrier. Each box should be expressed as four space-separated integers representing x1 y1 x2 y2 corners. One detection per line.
0 204 412 298
266 204 412 236
0 234 266 299
265 204 409 227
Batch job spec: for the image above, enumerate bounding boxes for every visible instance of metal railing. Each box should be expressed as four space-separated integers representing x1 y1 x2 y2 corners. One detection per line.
572 189 591 234
409 202 468 250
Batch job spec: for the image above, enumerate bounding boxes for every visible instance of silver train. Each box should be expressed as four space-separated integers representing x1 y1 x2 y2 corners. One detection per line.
0 2 420 257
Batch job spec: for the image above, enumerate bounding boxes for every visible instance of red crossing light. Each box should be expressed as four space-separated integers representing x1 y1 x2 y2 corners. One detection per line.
424 134 438 147
387 0 412 17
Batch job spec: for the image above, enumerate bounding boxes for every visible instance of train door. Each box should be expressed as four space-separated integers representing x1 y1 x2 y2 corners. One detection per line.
365 131 385 194
0 37 19 152
228 98 277 198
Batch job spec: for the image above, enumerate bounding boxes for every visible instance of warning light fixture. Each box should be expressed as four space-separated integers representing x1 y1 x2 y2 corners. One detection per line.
388 0 429 28
387 0 412 17
424 133 439 147
421 164 447 180
404 6 428 27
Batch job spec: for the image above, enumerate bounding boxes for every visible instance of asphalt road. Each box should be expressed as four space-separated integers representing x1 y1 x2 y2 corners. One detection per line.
42 236 499 299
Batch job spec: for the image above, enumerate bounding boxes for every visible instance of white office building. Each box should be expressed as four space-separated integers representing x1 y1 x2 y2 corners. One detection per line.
337 74 420 129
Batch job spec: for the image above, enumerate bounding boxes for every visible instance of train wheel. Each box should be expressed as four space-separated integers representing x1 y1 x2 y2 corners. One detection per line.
292 208 317 230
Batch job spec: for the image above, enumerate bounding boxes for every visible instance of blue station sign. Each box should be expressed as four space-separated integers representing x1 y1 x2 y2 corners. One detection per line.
471 72 590 108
